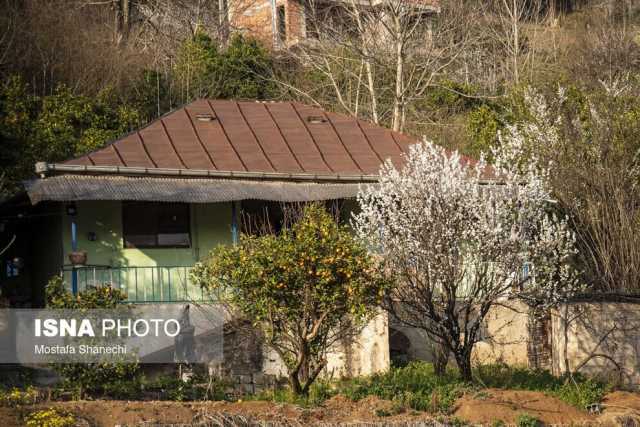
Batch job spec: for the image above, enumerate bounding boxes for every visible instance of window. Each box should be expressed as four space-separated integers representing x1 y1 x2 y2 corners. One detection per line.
123 202 191 248
277 5 286 43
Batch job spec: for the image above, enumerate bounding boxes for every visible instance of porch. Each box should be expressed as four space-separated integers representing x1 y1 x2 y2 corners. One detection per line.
61 264 207 303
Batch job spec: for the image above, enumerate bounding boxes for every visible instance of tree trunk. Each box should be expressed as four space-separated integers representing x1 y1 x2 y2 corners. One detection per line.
454 349 473 381
433 342 448 376
114 0 131 45
392 15 404 132
289 374 303 395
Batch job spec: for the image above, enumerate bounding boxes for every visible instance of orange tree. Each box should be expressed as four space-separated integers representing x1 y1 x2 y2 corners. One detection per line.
192 204 386 395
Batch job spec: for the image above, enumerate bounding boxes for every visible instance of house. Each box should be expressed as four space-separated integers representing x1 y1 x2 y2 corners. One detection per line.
231 0 440 48
6 99 632 386
1 99 418 378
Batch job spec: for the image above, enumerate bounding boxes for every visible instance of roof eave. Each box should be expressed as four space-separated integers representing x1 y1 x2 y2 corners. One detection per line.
35 162 380 183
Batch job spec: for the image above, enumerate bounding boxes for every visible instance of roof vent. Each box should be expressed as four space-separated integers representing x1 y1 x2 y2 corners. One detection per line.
307 115 327 124
196 113 216 122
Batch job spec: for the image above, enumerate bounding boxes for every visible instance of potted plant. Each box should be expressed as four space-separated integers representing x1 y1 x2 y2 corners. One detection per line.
68 251 87 266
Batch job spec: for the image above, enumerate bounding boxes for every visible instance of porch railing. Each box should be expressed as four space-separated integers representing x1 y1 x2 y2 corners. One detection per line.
60 265 211 303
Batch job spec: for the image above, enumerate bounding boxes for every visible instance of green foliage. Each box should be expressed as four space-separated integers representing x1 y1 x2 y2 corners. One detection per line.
333 362 607 415
338 361 467 414
45 275 138 399
193 204 383 326
24 408 76 427
130 69 172 121
174 32 275 101
252 380 336 407
0 386 39 407
516 413 542 427
553 378 606 409
45 275 128 309
466 104 502 156
423 81 482 114
33 85 141 160
0 76 142 194
475 364 560 390
192 203 386 395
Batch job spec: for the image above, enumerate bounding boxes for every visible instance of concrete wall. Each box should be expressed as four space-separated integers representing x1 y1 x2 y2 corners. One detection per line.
551 302 640 387
473 301 530 367
260 311 390 379
390 301 531 368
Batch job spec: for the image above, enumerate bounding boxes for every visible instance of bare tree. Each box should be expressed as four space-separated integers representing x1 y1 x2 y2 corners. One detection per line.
281 0 475 132
482 0 550 85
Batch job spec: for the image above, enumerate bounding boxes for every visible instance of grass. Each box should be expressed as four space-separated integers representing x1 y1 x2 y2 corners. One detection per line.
249 379 338 407
303 361 609 414
335 362 470 414
516 412 542 427
2 361 608 418
475 364 608 408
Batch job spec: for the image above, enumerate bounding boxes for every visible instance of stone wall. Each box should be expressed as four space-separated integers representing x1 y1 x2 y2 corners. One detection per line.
551 302 640 387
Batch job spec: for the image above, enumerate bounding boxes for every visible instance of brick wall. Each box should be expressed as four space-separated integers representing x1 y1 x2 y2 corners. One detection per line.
230 0 307 48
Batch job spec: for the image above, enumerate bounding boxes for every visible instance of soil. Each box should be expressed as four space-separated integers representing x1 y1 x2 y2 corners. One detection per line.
453 389 594 425
1 391 640 426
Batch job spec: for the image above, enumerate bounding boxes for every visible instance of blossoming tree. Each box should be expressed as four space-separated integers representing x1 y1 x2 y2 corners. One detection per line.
354 138 580 380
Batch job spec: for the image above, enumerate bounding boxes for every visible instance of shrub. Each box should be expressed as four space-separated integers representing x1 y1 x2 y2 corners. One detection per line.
0 386 39 406
45 275 128 309
516 413 541 427
554 378 606 409
45 275 139 399
466 104 501 156
24 408 76 427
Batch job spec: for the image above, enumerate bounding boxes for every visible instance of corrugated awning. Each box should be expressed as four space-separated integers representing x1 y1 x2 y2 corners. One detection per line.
25 175 372 204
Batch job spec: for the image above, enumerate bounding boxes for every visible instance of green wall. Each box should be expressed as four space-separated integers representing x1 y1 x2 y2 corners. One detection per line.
61 201 233 301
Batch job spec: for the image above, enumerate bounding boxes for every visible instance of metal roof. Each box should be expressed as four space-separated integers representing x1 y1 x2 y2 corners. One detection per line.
61 99 417 176
28 100 492 204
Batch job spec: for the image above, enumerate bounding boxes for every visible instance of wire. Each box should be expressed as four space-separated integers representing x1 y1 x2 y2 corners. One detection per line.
0 234 16 257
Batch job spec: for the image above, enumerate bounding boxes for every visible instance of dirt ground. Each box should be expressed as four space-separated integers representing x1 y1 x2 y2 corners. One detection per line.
1 391 640 426
453 389 594 425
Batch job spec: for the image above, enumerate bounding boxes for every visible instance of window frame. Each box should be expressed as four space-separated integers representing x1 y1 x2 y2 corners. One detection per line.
122 201 192 249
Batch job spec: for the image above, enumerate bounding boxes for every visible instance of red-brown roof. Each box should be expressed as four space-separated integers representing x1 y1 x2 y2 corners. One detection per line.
65 99 418 176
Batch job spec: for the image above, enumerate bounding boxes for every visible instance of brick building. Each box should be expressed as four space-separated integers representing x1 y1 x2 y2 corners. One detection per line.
230 0 440 48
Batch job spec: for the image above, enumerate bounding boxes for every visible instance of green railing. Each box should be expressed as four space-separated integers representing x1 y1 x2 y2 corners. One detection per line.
60 265 210 303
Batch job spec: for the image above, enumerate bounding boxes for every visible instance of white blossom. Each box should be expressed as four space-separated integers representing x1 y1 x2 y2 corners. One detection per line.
353 135 581 373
